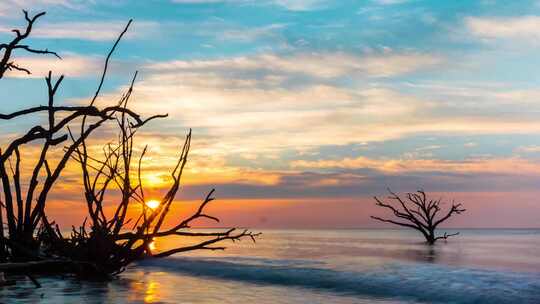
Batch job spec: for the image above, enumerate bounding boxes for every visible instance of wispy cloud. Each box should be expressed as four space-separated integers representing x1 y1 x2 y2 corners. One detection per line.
515 145 540 154
466 15 540 41
0 21 158 41
0 0 87 15
3 54 102 78
171 0 327 11
270 0 326 11
291 156 540 176
220 23 286 42
371 0 409 5
148 51 443 79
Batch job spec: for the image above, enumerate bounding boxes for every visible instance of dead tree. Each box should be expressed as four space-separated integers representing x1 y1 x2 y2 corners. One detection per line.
371 189 465 244
0 10 259 276
0 13 162 262
41 116 260 276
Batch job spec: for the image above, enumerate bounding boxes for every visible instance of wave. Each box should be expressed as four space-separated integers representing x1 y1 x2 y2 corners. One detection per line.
137 257 540 304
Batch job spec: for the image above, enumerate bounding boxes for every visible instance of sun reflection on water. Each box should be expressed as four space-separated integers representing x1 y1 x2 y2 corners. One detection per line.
144 280 159 303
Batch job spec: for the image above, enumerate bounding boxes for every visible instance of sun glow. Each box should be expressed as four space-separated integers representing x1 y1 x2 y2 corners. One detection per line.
146 200 160 210
148 239 156 251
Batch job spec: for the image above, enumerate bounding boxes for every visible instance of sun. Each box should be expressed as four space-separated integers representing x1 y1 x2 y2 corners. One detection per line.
148 239 156 251
145 200 160 210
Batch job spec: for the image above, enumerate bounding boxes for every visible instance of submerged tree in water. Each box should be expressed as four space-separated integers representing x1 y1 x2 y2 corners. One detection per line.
371 189 465 245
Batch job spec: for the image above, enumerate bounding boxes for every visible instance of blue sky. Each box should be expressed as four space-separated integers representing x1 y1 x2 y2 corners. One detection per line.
1 0 540 227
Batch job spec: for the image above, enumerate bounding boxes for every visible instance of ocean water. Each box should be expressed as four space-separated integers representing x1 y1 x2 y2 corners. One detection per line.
1 229 539 303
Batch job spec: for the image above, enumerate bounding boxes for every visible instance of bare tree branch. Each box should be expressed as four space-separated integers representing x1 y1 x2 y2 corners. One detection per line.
0 11 59 79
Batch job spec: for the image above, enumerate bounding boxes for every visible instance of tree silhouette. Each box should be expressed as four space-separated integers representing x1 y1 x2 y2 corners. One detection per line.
371 189 465 244
0 10 59 79
42 94 259 276
0 11 259 277
0 13 164 262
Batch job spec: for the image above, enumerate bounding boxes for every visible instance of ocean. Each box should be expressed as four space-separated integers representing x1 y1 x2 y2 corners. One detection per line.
1 229 539 303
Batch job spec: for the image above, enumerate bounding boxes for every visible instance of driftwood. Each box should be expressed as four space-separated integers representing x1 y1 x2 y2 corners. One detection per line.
371 188 465 244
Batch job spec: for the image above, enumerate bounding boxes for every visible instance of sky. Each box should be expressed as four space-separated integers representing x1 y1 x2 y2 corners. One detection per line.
0 0 540 228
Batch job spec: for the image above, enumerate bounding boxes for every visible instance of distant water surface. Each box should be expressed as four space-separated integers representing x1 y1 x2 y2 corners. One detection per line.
1 229 539 303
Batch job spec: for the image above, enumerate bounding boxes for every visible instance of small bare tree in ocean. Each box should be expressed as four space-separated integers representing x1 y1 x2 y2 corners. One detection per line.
371 189 465 245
